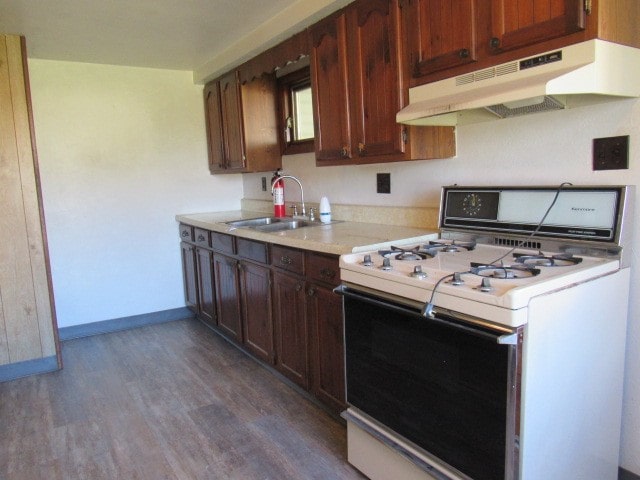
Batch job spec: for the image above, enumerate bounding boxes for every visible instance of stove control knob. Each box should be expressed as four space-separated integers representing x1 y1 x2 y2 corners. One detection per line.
479 278 493 292
411 265 427 279
450 272 464 286
362 254 373 267
381 258 392 271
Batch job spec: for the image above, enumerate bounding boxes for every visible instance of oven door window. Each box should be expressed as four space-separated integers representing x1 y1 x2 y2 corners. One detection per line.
344 293 511 480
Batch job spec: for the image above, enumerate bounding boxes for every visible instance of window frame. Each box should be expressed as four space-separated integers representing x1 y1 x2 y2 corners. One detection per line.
277 66 315 155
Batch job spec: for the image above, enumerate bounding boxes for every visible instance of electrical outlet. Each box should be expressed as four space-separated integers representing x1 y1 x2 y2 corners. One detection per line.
377 173 391 194
593 136 629 170
261 177 267 191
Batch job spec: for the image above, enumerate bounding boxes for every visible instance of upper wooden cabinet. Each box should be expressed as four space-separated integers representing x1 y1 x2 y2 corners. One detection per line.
489 0 586 54
310 11 352 162
403 0 480 78
310 0 455 166
404 0 640 85
204 71 281 174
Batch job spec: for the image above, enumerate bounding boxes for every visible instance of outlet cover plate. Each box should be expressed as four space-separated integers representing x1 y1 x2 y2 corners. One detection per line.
377 173 391 194
593 136 629 170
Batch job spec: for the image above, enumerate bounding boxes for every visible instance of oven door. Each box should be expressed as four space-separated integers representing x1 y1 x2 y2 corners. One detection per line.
338 285 521 480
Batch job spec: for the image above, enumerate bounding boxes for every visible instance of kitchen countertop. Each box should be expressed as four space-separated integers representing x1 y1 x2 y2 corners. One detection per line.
176 210 439 255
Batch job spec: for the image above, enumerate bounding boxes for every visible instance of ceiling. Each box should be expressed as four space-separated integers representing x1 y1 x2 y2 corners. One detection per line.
0 0 302 71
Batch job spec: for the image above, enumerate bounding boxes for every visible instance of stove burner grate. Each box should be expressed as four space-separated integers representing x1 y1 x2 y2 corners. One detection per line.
470 262 541 279
378 245 437 261
513 252 583 267
427 240 476 253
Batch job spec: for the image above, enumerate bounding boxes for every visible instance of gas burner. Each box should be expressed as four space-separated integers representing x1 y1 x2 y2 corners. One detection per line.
513 252 583 267
427 240 476 252
470 262 541 279
378 245 436 261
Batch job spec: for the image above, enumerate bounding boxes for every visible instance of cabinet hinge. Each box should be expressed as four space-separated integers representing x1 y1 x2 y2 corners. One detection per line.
584 0 592 14
402 128 408 144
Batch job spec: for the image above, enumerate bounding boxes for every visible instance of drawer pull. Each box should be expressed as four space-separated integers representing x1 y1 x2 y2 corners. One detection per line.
295 283 302 292
280 256 292 265
181 230 190 237
197 234 205 242
307 287 316 297
320 268 336 280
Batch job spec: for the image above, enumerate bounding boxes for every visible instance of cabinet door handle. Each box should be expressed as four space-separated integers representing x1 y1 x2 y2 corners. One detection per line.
320 268 336 280
197 234 205 242
490 37 500 49
358 143 366 155
307 287 316 297
280 256 292 265
295 283 302 292
181 231 189 237
459 48 470 58
341 147 349 158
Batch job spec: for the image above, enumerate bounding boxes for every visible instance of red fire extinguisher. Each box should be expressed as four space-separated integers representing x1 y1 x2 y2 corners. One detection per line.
271 169 285 217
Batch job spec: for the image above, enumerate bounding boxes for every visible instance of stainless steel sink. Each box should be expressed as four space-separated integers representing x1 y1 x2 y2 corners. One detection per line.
226 216 317 231
254 220 312 232
225 217 285 228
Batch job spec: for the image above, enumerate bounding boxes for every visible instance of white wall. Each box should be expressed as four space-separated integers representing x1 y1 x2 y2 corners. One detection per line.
28 59 244 329
243 99 640 474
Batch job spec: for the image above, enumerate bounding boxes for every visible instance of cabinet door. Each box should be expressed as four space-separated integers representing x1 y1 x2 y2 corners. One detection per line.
489 0 586 53
203 81 225 173
310 11 352 163
196 247 216 328
348 0 407 158
180 242 198 312
307 283 346 413
403 0 479 78
240 261 274 364
272 271 309 389
219 71 247 171
213 253 242 343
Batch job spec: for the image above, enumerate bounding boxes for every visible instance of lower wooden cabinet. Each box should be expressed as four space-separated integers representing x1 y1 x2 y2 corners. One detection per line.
272 270 310 389
196 247 216 327
240 260 274 363
179 224 346 413
212 253 243 343
180 241 198 313
307 281 345 411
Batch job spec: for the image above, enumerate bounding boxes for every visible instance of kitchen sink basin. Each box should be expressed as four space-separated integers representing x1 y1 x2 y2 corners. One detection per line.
225 217 284 228
254 220 312 232
226 216 321 232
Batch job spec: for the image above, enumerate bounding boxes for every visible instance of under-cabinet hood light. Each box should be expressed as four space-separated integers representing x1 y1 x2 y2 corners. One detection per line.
397 40 640 126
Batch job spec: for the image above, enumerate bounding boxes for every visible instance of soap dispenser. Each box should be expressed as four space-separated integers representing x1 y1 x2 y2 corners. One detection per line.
319 196 331 223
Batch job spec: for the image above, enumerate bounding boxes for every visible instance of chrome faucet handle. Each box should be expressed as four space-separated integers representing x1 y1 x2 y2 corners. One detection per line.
290 204 298 216
309 207 316 222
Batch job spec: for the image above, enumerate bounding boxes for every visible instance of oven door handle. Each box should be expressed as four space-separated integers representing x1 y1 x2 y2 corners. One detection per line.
335 285 515 343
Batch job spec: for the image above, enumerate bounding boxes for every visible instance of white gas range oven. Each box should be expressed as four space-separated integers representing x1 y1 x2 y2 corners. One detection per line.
337 185 633 480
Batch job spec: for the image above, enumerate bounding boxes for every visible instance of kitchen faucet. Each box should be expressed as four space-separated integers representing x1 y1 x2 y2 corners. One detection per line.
271 175 307 219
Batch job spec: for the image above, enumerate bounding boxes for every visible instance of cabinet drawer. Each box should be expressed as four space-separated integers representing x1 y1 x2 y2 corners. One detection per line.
179 224 194 242
194 228 211 248
211 232 235 254
271 245 304 275
306 253 340 286
237 238 268 264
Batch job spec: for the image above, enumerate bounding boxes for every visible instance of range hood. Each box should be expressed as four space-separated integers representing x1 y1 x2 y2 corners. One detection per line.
397 40 640 126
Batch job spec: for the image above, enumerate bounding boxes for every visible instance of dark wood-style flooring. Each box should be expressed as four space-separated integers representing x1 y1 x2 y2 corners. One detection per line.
0 319 366 479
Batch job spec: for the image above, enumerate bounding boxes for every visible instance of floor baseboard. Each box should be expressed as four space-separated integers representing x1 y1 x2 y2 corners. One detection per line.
0 355 59 382
58 307 195 341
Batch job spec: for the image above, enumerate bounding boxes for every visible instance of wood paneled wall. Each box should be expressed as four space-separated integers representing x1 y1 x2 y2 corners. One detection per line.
0 34 60 368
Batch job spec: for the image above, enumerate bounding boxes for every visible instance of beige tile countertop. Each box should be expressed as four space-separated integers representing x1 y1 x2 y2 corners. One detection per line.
175 210 439 255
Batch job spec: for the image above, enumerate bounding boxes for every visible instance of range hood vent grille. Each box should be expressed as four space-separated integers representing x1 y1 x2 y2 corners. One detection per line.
455 61 520 86
485 95 565 118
